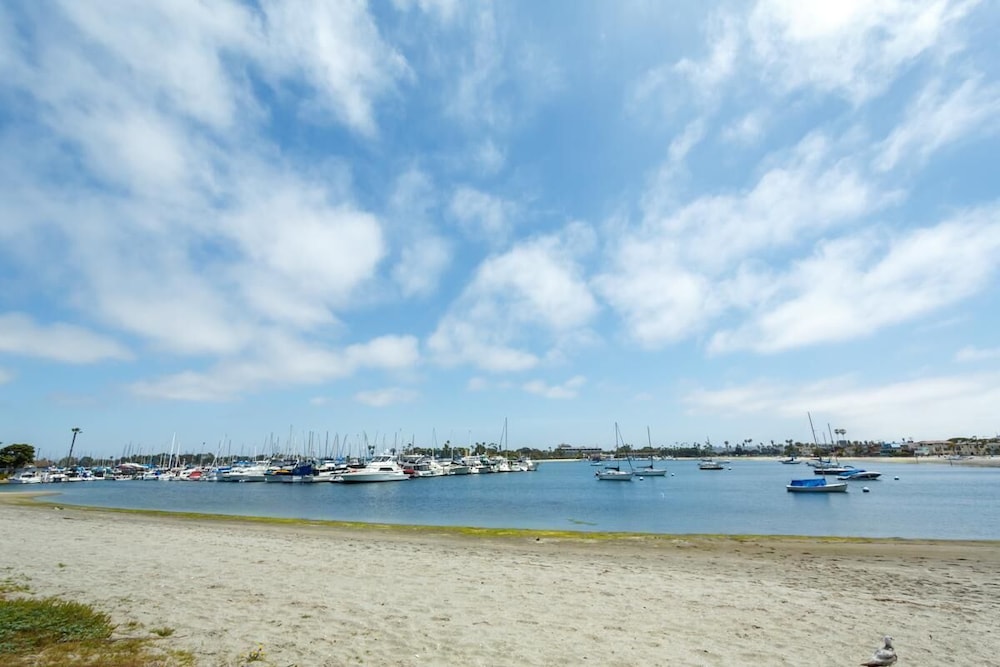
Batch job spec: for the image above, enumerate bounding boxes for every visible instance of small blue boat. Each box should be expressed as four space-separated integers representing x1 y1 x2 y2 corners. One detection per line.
786 477 848 493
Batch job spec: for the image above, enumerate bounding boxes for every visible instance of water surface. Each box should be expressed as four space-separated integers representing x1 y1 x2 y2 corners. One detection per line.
8 460 999 540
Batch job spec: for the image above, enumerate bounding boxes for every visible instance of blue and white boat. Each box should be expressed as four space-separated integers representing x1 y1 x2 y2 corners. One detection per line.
786 478 848 493
836 469 882 480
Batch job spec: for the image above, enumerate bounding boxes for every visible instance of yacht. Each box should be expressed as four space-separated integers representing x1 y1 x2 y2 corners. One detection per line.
7 468 43 484
335 455 408 483
217 462 269 483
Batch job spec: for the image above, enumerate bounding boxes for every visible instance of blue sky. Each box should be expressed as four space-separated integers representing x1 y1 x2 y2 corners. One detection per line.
2 1 999 460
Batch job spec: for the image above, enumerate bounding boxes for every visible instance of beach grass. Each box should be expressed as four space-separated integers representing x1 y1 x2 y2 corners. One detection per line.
0 588 195 666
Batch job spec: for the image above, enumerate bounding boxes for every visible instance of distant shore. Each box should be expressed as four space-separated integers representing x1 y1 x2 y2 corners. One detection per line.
2 492 998 666
552 455 1000 467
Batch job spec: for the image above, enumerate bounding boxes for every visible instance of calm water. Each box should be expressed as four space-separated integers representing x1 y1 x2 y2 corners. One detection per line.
7 460 1000 540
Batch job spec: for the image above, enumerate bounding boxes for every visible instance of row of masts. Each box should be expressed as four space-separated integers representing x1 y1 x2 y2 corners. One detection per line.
109 421 519 468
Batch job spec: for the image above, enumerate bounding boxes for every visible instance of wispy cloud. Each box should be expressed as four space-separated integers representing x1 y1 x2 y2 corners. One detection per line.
355 386 419 407
685 370 1000 441
955 346 1000 363
448 186 516 244
429 225 598 371
523 375 586 399
0 1 413 400
131 335 419 401
875 75 1000 172
710 206 1000 353
0 313 130 364
1 1 997 451
603 130 895 349
747 0 973 103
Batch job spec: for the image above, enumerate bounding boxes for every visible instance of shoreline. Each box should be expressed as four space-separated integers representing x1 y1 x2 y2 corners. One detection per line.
2 494 998 666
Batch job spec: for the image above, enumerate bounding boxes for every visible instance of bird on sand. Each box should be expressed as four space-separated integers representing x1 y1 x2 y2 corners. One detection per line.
861 635 897 666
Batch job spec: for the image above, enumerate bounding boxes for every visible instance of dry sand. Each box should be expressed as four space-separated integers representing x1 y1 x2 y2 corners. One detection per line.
1 492 998 666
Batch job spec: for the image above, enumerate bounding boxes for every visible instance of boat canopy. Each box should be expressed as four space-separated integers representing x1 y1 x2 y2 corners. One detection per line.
788 478 827 487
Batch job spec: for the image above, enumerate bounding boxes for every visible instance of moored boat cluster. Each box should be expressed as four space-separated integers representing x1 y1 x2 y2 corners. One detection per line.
5 453 539 485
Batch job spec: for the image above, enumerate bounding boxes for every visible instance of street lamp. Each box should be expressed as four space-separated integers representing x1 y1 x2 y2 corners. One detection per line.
67 427 82 466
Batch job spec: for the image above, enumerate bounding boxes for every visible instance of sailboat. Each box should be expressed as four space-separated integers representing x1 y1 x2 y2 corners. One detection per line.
632 426 668 477
595 423 634 481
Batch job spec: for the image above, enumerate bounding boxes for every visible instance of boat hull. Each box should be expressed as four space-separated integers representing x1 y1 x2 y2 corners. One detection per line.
336 472 407 483
786 481 848 493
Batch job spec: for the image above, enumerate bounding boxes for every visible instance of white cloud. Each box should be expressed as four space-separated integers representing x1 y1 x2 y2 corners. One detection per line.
607 130 895 348
522 375 586 399
448 186 514 244
466 376 489 391
429 227 598 371
444 5 506 128
648 132 888 269
955 346 1000 363
392 0 462 25
435 3 562 134
710 206 1000 353
355 386 419 407
474 139 506 175
722 111 766 146
667 120 706 165
386 168 453 298
0 313 131 364
748 0 973 103
394 237 452 298
685 370 1000 441
594 244 716 347
258 0 411 136
0 1 411 400
875 75 1000 172
222 181 387 320
131 334 419 401
0 368 12 385
54 1 258 131
674 13 741 96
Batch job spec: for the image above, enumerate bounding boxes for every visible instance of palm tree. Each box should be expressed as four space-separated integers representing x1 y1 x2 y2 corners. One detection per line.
67 427 82 466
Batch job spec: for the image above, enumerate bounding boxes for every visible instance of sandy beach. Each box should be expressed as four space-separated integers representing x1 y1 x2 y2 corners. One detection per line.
2 493 998 666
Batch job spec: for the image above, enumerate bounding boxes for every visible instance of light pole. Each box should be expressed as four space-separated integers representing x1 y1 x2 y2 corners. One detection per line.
67 427 82 466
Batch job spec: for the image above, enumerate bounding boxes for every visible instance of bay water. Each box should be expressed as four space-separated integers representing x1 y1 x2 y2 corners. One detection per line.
8 459 1000 540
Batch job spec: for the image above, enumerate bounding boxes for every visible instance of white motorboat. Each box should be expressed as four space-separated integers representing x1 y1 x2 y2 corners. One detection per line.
7 469 42 484
444 460 471 475
517 457 539 471
837 469 882 480
410 457 447 478
813 465 856 476
217 463 269 483
336 455 408 483
698 459 724 470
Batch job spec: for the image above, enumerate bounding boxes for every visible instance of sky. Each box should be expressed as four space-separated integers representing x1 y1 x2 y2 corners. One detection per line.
2 1 1000 460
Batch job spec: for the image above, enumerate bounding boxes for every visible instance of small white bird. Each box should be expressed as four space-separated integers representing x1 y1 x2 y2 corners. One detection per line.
861 635 897 666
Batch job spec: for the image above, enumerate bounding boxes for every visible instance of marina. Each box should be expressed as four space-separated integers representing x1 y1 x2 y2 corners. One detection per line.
5 458 1000 540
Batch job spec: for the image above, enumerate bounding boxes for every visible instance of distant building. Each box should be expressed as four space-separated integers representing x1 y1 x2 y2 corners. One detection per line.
554 444 604 458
